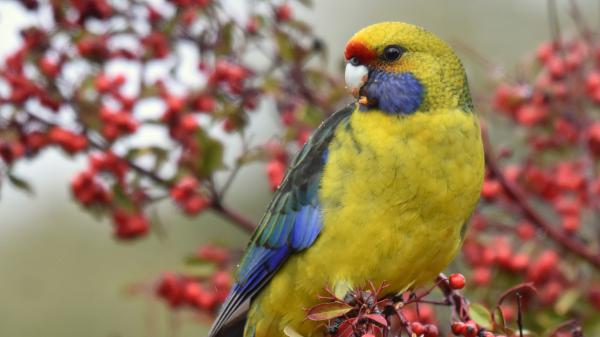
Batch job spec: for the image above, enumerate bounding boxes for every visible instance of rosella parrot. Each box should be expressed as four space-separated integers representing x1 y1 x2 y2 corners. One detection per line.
208 21 484 337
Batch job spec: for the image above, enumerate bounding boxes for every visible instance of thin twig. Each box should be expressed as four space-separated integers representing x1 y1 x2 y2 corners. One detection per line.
548 0 562 46
516 292 524 337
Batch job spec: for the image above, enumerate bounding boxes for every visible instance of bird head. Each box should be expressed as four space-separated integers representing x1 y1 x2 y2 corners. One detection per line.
344 22 472 115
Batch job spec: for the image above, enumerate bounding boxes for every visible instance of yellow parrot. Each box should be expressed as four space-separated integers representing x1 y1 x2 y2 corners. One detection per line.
208 21 484 337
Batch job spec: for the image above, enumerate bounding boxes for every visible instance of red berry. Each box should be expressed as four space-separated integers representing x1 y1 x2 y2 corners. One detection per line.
587 285 600 310
547 56 566 79
184 196 209 215
516 222 536 240
156 273 183 307
212 270 232 290
591 88 600 104
515 104 547 126
166 95 185 112
464 321 478 337
194 287 217 309
561 214 580 234
112 210 149 239
24 132 47 152
410 322 424 336
472 267 491 285
297 129 311 146
540 280 563 304
180 114 198 133
588 122 600 156
528 250 558 283
198 244 230 264
510 253 529 272
39 56 59 76
555 163 584 191
183 281 202 303
448 273 466 290
275 4 292 21
423 324 439 337
536 42 555 63
266 160 286 191
481 179 501 199
585 71 600 94
554 197 580 216
194 95 216 112
95 73 112 92
246 17 259 34
223 117 237 132
451 322 466 336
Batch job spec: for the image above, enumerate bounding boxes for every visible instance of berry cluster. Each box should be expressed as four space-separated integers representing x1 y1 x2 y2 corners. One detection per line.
170 176 210 215
304 276 519 337
156 244 232 312
472 17 600 334
0 0 340 242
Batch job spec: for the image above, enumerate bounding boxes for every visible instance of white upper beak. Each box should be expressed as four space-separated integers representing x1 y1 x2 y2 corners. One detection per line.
344 62 369 98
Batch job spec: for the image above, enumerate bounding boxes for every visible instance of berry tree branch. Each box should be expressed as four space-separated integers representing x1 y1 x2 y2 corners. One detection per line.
22 108 258 233
483 131 600 269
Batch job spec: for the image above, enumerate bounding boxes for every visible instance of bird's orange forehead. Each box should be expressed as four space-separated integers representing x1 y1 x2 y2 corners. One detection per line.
344 40 376 64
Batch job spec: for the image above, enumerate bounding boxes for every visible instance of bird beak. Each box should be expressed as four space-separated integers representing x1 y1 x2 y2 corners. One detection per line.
345 60 369 100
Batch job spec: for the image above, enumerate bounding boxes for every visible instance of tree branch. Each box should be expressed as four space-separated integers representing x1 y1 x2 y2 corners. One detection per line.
483 131 600 269
24 109 259 233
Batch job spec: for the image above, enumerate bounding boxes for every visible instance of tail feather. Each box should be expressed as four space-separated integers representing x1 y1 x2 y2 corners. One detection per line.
209 314 247 337
208 301 249 337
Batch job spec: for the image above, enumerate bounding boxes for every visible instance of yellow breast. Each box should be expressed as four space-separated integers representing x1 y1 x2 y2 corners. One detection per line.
247 107 484 337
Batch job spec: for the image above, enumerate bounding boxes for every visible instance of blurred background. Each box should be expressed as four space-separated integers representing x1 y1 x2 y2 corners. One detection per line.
0 1 598 337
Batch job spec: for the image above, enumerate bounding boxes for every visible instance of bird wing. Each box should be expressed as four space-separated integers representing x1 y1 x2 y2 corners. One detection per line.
208 103 355 337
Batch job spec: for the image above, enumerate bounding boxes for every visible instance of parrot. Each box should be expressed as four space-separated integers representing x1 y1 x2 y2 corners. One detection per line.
208 21 484 337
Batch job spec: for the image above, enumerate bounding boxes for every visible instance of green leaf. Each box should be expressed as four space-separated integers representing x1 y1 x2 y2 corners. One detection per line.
469 303 493 330
215 22 235 56
306 302 352 321
275 31 294 62
554 288 580 315
126 146 169 171
183 262 217 278
112 185 136 212
8 173 33 195
191 129 224 177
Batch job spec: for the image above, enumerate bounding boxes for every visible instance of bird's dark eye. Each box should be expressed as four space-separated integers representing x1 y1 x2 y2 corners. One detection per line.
349 57 360 66
382 45 404 62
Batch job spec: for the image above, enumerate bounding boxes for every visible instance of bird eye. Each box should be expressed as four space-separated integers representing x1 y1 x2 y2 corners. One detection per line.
349 56 361 66
382 45 404 62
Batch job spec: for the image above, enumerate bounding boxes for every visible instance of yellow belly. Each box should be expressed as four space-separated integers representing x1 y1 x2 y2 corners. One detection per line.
246 108 484 337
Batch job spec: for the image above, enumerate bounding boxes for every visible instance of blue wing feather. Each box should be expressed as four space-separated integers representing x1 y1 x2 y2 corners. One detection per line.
208 104 355 337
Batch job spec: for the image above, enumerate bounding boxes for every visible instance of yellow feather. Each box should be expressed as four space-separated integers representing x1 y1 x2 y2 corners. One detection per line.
247 108 484 337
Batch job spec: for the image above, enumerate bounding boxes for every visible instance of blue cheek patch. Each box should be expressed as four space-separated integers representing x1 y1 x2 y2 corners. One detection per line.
361 71 424 114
